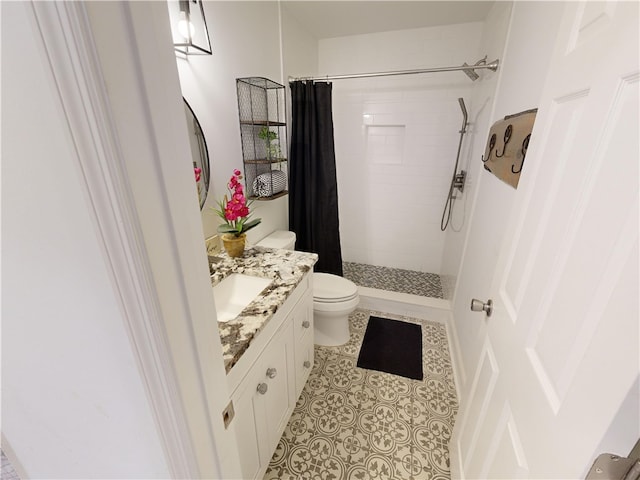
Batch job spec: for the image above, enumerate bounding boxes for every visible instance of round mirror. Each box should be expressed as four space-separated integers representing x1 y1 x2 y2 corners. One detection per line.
184 98 210 209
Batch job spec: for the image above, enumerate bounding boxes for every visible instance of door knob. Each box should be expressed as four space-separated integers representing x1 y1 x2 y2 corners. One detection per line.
266 367 277 379
302 320 310 328
257 383 268 395
470 298 493 317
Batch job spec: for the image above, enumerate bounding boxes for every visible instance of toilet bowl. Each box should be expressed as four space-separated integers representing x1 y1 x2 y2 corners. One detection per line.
256 230 359 346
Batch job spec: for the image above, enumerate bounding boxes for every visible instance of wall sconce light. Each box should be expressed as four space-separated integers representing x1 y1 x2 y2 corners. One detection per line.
168 0 212 55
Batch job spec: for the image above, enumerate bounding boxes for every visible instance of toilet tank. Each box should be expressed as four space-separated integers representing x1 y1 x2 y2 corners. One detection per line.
256 230 296 250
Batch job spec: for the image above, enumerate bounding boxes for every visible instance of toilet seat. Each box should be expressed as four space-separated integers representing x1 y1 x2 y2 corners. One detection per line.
313 294 360 313
315 292 358 303
312 273 359 313
313 273 358 302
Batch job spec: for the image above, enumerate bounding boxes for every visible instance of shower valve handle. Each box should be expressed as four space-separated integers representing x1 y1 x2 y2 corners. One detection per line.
470 298 493 317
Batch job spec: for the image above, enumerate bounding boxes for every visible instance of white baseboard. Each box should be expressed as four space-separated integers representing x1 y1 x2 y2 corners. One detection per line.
357 286 451 323
444 317 465 404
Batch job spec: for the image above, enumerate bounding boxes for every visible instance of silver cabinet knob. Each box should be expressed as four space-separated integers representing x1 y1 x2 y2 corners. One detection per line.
303 361 311 369
470 298 493 317
257 383 268 395
302 320 310 329
266 367 277 379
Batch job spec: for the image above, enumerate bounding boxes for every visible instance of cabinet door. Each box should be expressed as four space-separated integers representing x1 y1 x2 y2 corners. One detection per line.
294 296 314 397
293 293 313 341
232 321 294 480
231 370 262 479
254 320 295 468
295 328 314 397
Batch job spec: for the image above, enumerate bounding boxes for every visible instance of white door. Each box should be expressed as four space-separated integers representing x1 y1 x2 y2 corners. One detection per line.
450 2 639 478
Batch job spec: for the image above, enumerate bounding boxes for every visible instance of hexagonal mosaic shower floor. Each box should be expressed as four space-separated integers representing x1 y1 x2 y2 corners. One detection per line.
264 309 458 480
342 262 444 299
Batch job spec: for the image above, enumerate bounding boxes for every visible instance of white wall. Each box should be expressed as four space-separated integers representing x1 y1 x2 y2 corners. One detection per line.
281 4 319 83
1 3 169 477
176 1 288 244
318 23 484 273
445 1 565 394
280 2 319 130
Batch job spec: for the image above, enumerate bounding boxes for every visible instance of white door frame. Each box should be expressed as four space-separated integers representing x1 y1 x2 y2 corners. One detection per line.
28 2 241 478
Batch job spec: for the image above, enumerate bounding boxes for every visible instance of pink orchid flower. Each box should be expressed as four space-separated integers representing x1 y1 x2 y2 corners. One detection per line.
212 170 262 237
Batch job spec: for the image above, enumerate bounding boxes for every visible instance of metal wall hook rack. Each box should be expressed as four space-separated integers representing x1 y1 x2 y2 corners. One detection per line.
495 124 513 157
511 134 530 174
480 108 537 189
482 133 497 163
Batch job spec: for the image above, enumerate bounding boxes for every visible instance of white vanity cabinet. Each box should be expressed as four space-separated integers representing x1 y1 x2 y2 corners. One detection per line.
230 320 294 478
227 272 314 480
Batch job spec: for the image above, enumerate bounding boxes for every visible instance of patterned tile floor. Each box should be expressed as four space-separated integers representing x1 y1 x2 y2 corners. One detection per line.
343 262 444 299
265 309 458 480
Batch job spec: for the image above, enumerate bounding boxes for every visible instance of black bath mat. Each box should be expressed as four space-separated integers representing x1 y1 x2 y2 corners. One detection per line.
357 316 423 380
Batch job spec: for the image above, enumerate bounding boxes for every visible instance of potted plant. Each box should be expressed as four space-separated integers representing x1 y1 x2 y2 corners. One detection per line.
258 126 281 161
212 169 261 257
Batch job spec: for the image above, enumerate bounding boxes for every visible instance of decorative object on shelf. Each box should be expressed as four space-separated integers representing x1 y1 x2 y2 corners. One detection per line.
482 108 537 188
168 0 212 55
236 77 288 200
253 170 287 198
183 98 210 209
212 169 261 257
258 126 282 160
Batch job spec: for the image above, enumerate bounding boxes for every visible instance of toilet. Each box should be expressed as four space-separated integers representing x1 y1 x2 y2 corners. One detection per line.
256 230 359 346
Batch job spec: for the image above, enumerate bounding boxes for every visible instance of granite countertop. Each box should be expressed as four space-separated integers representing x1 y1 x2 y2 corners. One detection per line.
210 246 318 373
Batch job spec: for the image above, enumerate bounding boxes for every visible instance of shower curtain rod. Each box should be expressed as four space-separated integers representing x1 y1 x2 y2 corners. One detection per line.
288 58 499 83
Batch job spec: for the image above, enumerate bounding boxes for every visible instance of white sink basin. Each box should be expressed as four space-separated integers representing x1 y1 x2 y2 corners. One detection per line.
213 273 272 323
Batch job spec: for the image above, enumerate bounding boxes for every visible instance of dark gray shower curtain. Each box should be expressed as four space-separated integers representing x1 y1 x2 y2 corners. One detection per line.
288 81 343 276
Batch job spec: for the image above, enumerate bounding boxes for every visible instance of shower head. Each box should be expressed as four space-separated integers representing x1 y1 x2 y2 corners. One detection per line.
461 56 492 81
458 98 468 120
461 62 480 81
458 98 468 133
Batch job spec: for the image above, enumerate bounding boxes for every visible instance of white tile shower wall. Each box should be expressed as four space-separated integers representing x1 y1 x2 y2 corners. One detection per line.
319 23 484 273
